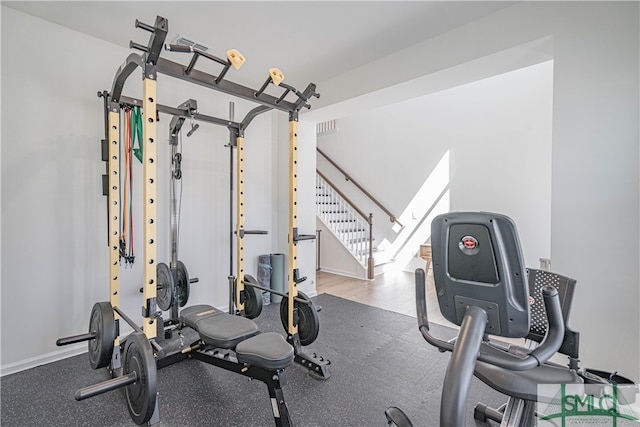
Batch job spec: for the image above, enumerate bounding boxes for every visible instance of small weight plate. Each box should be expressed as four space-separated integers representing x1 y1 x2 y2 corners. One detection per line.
175 260 190 307
243 274 263 319
123 332 157 425
88 302 116 370
156 263 173 311
279 291 320 346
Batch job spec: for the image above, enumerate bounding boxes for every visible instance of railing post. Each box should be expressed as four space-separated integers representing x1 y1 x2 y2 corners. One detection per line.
367 213 374 280
316 229 321 271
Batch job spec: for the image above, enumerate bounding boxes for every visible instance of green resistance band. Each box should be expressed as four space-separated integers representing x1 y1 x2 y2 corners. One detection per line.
131 106 143 163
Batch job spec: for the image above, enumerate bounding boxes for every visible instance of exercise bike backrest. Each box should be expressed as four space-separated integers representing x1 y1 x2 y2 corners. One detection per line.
417 211 565 371
433 211 530 337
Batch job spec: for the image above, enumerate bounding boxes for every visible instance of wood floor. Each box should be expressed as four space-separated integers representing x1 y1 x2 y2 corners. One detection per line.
315 268 454 328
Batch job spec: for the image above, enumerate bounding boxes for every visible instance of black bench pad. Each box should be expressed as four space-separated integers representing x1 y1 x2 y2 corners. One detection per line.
236 332 294 370
180 305 259 349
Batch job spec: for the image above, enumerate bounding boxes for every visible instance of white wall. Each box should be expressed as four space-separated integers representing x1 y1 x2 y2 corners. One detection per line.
0 7 308 374
316 218 366 279
317 61 553 271
308 2 640 381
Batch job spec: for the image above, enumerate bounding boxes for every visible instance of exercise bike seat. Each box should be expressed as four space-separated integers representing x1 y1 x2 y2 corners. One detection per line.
473 343 584 402
180 304 259 349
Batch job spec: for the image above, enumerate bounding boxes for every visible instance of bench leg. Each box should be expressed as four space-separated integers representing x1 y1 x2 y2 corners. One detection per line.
267 381 292 427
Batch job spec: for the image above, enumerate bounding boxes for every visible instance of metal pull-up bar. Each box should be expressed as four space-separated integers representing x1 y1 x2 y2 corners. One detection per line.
165 43 245 82
254 68 320 110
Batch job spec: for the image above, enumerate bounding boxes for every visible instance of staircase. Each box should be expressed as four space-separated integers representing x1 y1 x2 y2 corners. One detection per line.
316 173 377 273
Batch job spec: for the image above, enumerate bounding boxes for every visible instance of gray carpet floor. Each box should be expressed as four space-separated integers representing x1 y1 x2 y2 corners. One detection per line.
1 294 506 426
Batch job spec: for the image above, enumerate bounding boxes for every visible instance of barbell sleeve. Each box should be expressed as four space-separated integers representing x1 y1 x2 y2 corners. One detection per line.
74 372 137 401
56 332 97 346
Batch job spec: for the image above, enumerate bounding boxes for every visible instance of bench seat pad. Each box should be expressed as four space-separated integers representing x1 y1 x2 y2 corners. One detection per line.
236 332 294 370
180 304 259 349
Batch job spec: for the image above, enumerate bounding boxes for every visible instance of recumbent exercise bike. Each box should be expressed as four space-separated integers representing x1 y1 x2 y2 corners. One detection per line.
386 212 637 426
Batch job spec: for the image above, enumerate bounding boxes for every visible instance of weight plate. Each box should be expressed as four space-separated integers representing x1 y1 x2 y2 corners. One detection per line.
88 302 116 370
123 332 157 426
156 263 174 311
279 291 320 346
175 260 190 307
243 274 263 319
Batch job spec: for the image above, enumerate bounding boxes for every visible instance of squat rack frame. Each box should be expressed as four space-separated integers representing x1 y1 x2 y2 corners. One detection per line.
100 15 327 376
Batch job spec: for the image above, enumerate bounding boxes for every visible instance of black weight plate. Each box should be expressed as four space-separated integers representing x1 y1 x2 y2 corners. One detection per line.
88 302 116 370
156 263 173 311
175 260 190 307
279 291 320 346
123 332 157 425
243 274 263 319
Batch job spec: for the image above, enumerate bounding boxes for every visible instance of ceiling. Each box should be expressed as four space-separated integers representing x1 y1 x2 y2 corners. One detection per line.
3 1 514 89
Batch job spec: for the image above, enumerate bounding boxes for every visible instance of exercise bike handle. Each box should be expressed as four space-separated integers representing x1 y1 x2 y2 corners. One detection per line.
415 269 451 350
478 286 564 371
415 268 565 371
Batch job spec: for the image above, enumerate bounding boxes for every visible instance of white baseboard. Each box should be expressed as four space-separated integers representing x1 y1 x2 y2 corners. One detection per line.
318 267 367 281
1 343 87 377
1 301 315 377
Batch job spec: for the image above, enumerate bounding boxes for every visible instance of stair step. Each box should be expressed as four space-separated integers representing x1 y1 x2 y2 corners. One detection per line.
348 237 375 244
317 173 382 271
358 248 387 256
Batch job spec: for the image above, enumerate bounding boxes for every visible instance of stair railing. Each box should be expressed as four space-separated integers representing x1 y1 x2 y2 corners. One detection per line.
317 148 403 228
316 170 374 279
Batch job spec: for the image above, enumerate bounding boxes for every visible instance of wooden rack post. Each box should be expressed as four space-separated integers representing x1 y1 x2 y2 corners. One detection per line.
142 72 158 338
107 104 121 349
287 118 299 335
235 135 246 314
